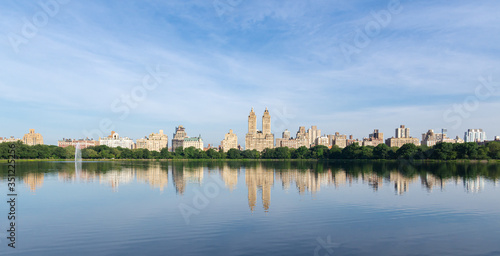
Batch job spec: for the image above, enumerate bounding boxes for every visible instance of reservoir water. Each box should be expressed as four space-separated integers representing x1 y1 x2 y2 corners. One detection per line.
1 161 499 256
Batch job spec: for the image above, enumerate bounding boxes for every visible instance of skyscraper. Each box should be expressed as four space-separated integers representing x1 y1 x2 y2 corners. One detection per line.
245 108 274 151
464 129 487 142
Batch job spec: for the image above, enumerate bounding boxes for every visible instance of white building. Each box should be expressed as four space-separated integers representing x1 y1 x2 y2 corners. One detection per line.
464 129 487 143
99 131 135 149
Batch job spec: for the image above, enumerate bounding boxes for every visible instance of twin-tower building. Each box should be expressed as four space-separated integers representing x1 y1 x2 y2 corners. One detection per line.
245 108 275 152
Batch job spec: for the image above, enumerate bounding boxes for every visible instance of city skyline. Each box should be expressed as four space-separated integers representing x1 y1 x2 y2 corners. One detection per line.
2 112 496 149
1 1 500 146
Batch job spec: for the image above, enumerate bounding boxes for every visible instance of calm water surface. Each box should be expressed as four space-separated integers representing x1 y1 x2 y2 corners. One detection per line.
1 161 500 256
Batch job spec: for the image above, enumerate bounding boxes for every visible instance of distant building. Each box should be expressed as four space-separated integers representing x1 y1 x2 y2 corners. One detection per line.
99 131 135 149
329 132 347 148
464 129 487 143
172 125 203 151
136 130 168 152
307 126 321 147
363 129 384 147
23 129 44 146
276 129 298 148
58 138 99 149
295 126 309 148
245 108 274 151
346 135 362 146
421 129 458 147
496 136 500 141
385 125 420 147
221 129 238 152
0 136 21 144
315 136 329 147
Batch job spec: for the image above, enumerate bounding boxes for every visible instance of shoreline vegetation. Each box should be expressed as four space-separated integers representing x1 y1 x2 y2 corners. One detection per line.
1 159 499 164
1 141 500 163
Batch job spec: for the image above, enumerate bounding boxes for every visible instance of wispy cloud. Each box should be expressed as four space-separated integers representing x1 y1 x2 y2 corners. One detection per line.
1 0 499 144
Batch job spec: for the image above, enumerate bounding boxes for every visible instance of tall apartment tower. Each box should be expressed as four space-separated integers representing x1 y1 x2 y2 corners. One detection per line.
396 125 410 138
262 108 271 135
464 129 486 142
245 108 274 151
248 108 257 135
307 126 321 147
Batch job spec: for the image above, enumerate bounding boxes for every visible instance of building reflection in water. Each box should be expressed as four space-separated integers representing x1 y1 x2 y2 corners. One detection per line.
246 165 274 212
135 165 168 192
23 173 45 192
171 164 204 195
219 165 239 192
12 162 497 203
464 177 484 193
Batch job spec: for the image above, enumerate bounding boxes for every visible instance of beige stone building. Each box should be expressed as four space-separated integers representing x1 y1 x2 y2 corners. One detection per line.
23 129 44 145
0 136 21 144
245 108 274 151
136 130 169 152
315 136 330 147
362 129 384 147
221 129 238 152
58 138 99 149
172 125 203 151
385 125 420 147
276 129 298 149
421 129 458 147
307 125 321 147
346 135 362 146
329 132 347 148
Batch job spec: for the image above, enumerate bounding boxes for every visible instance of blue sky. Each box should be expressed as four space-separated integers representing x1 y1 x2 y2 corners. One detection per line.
1 0 499 146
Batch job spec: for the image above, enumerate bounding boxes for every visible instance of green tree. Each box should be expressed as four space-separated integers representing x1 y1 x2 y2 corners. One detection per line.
328 145 342 159
342 143 362 159
373 144 390 159
82 149 99 159
206 148 221 159
274 147 291 159
431 142 457 160
487 141 500 159
360 146 374 159
242 149 260 159
311 145 329 159
261 148 276 159
396 143 418 159
226 148 242 159
455 142 479 159
292 146 310 159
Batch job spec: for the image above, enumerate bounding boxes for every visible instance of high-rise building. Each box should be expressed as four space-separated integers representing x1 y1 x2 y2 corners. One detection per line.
172 125 203 151
363 129 384 147
99 131 135 149
307 126 321 147
329 132 347 148
385 125 420 147
295 126 309 148
23 129 44 145
58 138 99 149
315 136 329 147
464 129 487 143
245 108 274 151
396 125 410 138
136 130 169 152
221 129 238 152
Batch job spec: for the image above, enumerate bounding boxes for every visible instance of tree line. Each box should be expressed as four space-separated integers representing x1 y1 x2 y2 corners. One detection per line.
1 141 500 160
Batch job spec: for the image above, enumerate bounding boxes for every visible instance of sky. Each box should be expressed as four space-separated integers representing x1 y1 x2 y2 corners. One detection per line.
1 0 500 146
